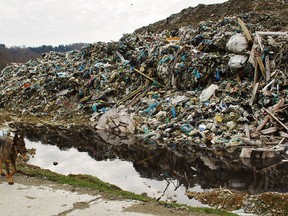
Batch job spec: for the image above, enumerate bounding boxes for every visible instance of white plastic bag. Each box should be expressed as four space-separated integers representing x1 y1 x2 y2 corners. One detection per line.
199 84 219 102
228 55 248 69
226 34 248 54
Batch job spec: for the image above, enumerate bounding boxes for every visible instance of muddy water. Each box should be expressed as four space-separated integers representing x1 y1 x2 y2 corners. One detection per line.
26 140 204 206
9 123 288 205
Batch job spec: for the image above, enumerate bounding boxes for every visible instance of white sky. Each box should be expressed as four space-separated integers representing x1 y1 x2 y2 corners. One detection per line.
0 0 227 47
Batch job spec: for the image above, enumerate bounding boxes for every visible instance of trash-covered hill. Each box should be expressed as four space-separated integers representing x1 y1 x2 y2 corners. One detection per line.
1 2 288 214
135 0 288 33
0 1 287 153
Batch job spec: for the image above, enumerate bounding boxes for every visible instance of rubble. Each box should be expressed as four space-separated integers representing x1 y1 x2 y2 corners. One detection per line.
1 11 288 176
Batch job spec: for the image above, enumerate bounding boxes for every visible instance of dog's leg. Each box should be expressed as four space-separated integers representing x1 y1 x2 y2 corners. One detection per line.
0 160 5 176
11 160 17 176
5 161 14 185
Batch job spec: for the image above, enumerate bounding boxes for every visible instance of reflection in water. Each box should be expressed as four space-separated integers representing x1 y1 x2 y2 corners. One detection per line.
10 122 288 204
26 140 203 206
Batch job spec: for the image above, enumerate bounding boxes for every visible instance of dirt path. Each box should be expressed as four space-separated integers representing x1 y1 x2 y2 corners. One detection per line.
0 174 195 216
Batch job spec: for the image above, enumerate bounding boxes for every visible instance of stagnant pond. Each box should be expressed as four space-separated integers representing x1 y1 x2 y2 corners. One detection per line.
7 123 288 206
26 140 204 206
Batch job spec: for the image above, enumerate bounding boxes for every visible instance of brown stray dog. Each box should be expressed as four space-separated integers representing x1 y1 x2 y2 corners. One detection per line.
0 133 27 185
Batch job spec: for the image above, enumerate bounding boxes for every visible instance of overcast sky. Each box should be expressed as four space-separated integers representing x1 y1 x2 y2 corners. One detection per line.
0 0 227 47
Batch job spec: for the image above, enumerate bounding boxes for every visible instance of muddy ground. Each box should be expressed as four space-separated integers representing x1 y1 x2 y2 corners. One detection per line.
0 174 194 216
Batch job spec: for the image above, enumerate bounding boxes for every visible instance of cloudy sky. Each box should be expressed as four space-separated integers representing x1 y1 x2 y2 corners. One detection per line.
0 0 227 47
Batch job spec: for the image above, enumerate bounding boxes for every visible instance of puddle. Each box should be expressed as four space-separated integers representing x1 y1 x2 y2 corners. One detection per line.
26 140 204 206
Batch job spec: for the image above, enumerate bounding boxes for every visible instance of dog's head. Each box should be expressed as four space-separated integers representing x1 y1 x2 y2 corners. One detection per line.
13 133 28 157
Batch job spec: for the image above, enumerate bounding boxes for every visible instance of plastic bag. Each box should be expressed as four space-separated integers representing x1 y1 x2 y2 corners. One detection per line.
199 84 219 102
228 55 247 69
226 34 248 54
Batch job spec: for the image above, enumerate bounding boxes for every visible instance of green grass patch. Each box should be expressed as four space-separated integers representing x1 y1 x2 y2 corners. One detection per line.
18 163 147 201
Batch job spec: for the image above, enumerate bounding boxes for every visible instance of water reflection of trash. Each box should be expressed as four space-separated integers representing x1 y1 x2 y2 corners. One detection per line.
95 130 136 145
12 122 288 197
156 169 196 201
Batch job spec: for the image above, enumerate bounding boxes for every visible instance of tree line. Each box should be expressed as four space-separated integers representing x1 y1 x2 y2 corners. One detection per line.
0 43 87 71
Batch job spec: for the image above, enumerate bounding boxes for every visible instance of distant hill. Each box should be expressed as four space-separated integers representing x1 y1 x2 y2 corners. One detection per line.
0 43 87 71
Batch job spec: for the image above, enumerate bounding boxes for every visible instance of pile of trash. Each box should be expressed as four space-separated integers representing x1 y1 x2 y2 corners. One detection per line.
0 13 287 159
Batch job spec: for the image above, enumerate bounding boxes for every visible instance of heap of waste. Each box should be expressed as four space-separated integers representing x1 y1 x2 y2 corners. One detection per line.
0 12 287 160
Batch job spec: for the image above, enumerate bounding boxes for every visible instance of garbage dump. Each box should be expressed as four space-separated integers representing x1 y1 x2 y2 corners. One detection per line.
0 12 287 163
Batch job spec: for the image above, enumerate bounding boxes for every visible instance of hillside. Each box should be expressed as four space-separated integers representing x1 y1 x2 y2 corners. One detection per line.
135 0 288 34
1 0 287 140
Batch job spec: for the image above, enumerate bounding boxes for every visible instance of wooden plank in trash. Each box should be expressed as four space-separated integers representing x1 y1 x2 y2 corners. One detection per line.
237 18 253 45
134 68 164 87
128 84 150 108
253 61 260 87
240 147 277 159
279 131 288 139
249 82 259 106
260 127 277 135
256 57 266 79
248 42 257 67
255 33 264 52
265 55 271 81
256 31 288 36
245 124 250 139
166 37 180 42
264 107 288 132
255 99 285 132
